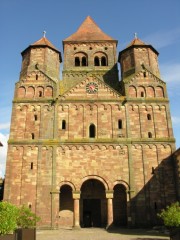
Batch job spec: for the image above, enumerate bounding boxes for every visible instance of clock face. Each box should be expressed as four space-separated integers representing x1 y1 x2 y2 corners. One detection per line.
86 82 98 93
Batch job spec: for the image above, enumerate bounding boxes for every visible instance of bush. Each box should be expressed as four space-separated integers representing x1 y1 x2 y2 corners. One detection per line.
0 201 19 235
158 202 180 228
17 205 40 228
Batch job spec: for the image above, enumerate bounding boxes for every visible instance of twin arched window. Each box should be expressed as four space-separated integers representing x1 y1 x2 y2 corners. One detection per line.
94 55 108 66
74 52 108 67
74 53 88 67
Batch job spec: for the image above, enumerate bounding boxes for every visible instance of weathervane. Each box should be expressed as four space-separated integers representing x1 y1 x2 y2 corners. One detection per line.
134 32 137 39
43 31 46 38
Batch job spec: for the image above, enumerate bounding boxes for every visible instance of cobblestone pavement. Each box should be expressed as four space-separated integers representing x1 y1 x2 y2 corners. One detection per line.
36 228 169 240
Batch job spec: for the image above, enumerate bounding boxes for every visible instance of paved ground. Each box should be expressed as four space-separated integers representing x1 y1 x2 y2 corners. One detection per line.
36 227 169 240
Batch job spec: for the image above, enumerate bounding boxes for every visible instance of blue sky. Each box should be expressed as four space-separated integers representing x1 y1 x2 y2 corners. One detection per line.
0 0 180 177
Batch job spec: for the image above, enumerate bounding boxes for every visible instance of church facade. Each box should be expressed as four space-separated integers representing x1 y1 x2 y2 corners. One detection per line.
4 16 180 229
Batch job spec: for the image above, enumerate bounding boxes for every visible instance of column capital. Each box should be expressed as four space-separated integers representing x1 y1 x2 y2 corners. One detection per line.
50 190 60 194
106 190 114 199
73 191 81 199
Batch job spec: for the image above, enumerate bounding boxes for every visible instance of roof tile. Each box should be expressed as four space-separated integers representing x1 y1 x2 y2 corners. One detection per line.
64 16 115 42
31 37 59 52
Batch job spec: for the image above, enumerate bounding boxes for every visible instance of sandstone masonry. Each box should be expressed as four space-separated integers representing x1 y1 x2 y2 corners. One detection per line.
4 16 180 229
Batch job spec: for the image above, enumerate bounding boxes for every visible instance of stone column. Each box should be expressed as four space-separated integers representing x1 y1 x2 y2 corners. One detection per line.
73 191 81 228
106 190 113 229
50 190 59 229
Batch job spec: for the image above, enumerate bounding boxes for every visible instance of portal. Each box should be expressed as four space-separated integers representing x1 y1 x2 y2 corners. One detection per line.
80 179 106 227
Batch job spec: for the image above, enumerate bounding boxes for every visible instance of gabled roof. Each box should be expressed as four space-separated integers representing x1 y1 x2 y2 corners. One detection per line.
122 66 165 85
59 76 122 100
63 16 116 42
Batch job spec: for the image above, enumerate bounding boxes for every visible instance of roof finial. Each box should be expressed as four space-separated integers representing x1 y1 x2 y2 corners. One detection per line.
43 31 46 38
134 32 137 39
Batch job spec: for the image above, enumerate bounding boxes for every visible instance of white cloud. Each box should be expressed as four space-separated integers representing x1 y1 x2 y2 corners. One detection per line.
0 132 9 178
0 122 10 130
144 28 180 49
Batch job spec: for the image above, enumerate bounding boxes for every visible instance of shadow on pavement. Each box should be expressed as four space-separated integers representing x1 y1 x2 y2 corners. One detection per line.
107 226 169 239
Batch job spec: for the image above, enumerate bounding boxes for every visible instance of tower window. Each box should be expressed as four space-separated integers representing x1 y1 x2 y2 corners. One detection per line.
147 114 151 120
39 91 42 97
118 119 122 129
31 133 35 139
148 132 152 138
141 91 144 97
101 56 107 66
89 124 96 138
62 120 66 130
143 72 147 78
94 56 100 66
82 56 87 66
36 74 38 80
30 162 33 169
75 57 80 66
34 115 38 121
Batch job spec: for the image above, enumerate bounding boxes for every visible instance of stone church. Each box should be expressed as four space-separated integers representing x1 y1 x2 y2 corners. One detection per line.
4 16 180 229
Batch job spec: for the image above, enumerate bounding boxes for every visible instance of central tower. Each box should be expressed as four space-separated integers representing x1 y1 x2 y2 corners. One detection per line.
62 16 119 91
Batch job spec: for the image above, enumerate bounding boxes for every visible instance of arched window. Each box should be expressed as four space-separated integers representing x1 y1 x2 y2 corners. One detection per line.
62 120 66 130
148 132 152 138
147 114 151 120
94 56 100 66
75 57 80 66
101 56 107 66
143 72 147 78
82 56 87 66
39 91 42 97
36 74 38 80
31 133 35 139
34 115 37 121
141 91 144 97
89 124 96 138
74 53 88 67
118 119 122 129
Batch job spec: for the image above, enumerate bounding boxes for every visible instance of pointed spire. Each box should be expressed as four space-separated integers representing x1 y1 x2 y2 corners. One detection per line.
31 36 59 52
126 35 146 48
64 16 115 42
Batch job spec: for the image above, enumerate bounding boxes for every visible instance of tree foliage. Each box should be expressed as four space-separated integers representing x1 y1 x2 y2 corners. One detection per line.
17 205 40 228
0 201 19 235
158 202 180 227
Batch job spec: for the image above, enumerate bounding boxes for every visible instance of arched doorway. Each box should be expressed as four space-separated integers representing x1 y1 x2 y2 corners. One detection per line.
59 185 73 227
113 184 127 226
80 179 106 227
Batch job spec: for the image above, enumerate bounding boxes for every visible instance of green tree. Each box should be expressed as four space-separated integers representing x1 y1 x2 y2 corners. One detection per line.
0 201 19 235
158 202 180 227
